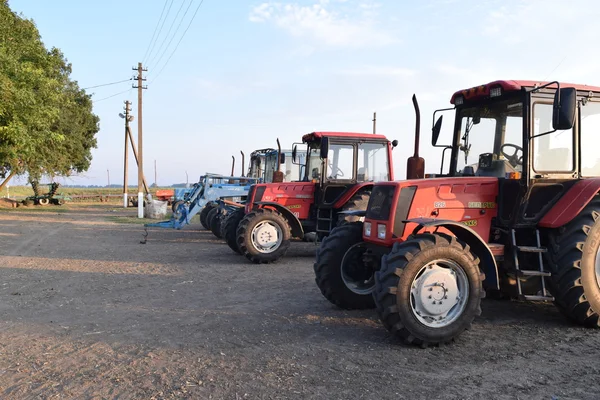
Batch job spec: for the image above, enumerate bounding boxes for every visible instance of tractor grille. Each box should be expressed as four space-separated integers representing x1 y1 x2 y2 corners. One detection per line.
366 185 396 221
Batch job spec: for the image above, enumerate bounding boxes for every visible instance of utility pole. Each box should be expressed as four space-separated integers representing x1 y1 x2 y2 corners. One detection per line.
107 169 110 187
373 112 377 134
133 62 147 218
154 160 157 187
120 100 133 208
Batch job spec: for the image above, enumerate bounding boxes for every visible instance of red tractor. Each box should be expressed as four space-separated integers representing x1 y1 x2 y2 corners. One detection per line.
315 80 600 346
223 132 398 263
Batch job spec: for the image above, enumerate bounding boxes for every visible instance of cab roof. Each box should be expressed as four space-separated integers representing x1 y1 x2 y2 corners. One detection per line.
450 80 600 104
302 131 389 143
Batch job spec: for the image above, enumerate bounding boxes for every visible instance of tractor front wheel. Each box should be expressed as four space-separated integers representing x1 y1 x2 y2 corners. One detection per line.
200 202 216 230
547 196 600 327
374 233 484 347
205 208 219 233
38 198 49 206
236 208 291 263
223 208 245 254
314 222 375 309
210 210 224 239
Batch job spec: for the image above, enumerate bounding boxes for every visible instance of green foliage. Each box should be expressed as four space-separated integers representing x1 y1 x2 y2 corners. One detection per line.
0 1 99 182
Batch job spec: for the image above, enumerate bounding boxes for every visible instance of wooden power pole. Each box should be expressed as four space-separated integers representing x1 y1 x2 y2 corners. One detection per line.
133 62 147 218
121 100 133 208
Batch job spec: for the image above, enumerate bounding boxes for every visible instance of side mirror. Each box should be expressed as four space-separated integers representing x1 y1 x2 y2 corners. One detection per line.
391 139 398 148
432 115 443 146
292 145 297 162
320 137 329 159
553 87 576 130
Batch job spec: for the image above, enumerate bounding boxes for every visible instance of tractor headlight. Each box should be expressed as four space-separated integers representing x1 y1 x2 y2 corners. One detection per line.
377 224 387 239
364 222 372 237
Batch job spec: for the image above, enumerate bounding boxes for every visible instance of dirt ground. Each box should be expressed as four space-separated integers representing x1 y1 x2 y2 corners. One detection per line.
0 204 599 399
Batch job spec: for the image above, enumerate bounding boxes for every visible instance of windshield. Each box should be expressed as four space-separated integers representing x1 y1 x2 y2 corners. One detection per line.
455 99 523 177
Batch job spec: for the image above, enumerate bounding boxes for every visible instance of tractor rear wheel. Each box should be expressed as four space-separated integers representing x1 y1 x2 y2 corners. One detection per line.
547 196 600 327
338 191 371 226
314 222 375 309
210 210 224 239
236 208 291 263
200 203 216 230
223 208 245 254
374 233 484 347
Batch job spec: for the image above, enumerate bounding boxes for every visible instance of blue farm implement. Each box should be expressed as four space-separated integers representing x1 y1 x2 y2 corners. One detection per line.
145 174 259 230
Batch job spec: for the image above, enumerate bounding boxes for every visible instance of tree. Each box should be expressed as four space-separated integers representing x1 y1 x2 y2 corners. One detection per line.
0 1 99 192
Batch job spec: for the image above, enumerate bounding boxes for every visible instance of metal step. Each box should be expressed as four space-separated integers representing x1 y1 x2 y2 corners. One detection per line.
522 294 555 302
517 246 547 253
517 270 551 277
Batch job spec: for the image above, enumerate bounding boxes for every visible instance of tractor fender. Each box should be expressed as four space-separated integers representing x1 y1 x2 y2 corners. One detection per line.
539 178 600 228
332 183 374 209
253 201 304 239
406 217 500 290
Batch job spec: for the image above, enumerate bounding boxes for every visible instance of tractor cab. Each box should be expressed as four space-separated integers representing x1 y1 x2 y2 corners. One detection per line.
424 80 597 227
294 131 396 207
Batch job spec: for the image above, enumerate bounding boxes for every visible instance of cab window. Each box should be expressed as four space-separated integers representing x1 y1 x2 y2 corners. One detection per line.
532 102 574 172
357 142 389 182
581 101 600 176
327 143 354 180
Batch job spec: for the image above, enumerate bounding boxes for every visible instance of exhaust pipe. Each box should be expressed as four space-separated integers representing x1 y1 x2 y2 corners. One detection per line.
276 138 282 172
231 155 235 177
240 151 245 177
406 94 425 179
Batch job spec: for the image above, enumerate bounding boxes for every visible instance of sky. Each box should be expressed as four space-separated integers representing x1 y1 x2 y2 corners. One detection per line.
7 0 600 186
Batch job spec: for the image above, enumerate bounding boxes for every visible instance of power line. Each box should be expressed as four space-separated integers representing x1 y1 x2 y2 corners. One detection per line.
151 0 205 84
147 0 191 69
145 0 175 64
82 79 131 90
92 89 132 103
142 0 170 64
149 0 195 71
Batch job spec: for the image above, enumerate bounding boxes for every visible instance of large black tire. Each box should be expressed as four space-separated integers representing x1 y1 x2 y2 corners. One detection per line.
223 208 245 254
210 211 224 239
374 233 484 347
314 222 375 309
205 208 219 232
236 208 291 264
200 202 216 230
547 196 600 327
338 191 371 225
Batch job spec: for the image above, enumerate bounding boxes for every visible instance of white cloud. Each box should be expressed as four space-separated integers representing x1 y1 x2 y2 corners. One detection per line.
249 1 397 48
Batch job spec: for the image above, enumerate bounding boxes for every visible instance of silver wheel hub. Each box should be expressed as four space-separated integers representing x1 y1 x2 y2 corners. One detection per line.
410 260 469 328
251 221 282 254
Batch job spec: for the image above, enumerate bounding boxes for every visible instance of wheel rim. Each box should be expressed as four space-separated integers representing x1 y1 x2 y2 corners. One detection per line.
409 259 469 328
250 220 282 254
341 243 374 295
